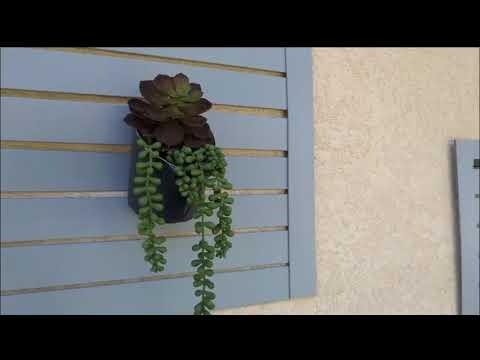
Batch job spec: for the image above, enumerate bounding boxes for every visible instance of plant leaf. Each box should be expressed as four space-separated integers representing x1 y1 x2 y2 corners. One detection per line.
178 98 212 116
139 81 171 107
153 120 185 147
153 74 176 96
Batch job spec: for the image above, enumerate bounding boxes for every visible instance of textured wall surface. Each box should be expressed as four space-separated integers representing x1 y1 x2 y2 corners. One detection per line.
216 48 479 315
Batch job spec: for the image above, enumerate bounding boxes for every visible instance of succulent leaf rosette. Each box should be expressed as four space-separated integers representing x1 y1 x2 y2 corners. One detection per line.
124 73 216 148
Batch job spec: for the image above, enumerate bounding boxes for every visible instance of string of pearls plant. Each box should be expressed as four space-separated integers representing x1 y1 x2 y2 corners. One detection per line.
133 138 234 315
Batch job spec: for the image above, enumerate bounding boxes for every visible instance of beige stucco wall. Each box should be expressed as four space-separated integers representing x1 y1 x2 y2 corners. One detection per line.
216 48 479 315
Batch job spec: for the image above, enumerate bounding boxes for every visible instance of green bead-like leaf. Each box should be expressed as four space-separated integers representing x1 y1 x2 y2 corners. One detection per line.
225 197 234 205
154 236 167 244
191 245 200 253
195 290 203 297
150 178 161 185
205 209 213 217
205 279 215 289
139 207 149 215
152 203 164 211
205 291 216 300
205 269 214 277
138 196 148 206
207 203 218 210
191 259 201 267
134 177 147 184
222 181 233 190
204 222 215 230
138 150 148 159
204 301 215 310
152 162 164 171
151 194 164 202
146 186 157 194
133 187 146 195
151 142 162 149
158 246 167 253
136 162 148 169
137 138 147 147
194 222 204 234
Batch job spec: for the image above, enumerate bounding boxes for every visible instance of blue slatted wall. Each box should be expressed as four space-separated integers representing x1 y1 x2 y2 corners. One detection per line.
0 47 316 314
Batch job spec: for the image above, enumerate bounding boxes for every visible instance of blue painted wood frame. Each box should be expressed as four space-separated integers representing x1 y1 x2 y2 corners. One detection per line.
286 48 317 298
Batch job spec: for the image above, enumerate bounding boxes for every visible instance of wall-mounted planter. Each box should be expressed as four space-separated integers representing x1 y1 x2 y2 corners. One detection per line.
127 132 195 223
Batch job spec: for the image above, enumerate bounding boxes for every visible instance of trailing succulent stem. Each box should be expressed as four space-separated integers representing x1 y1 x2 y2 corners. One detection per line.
134 138 168 273
168 144 235 315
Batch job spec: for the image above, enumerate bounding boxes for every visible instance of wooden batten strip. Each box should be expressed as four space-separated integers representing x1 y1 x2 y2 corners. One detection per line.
0 140 287 157
1 189 287 199
1 191 128 199
0 89 287 118
43 47 286 78
1 140 130 153
0 226 288 248
0 262 288 296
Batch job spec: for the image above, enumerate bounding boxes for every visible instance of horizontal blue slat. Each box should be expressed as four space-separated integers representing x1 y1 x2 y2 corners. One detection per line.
0 267 289 314
1 231 288 291
96 47 286 72
1 97 287 150
0 48 287 109
1 195 288 242
1 150 287 191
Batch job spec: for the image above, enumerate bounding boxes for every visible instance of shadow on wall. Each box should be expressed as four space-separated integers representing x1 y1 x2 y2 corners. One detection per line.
448 139 463 315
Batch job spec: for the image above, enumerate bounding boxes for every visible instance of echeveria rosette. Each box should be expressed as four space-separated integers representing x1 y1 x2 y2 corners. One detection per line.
124 73 215 148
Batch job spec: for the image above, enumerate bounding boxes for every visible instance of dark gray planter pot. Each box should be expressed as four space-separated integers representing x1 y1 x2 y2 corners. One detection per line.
128 132 195 223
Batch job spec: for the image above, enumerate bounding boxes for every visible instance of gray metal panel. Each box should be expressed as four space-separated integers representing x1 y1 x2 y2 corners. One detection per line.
455 139 480 315
96 47 286 72
1 150 287 191
1 231 288 291
0 267 290 315
1 195 288 242
285 48 317 298
0 48 287 109
1 97 287 150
